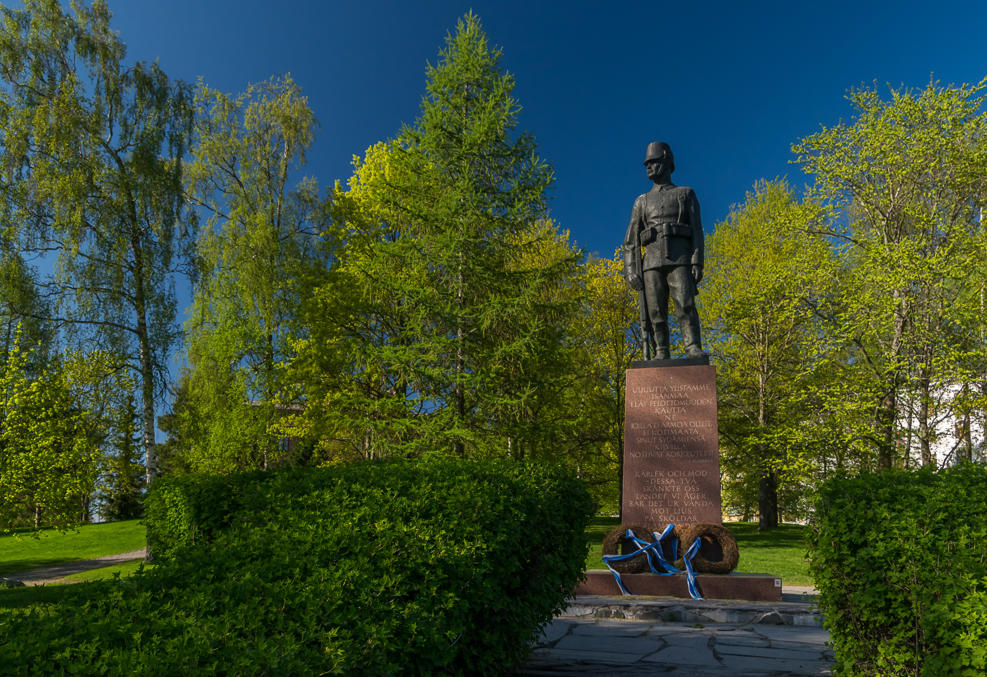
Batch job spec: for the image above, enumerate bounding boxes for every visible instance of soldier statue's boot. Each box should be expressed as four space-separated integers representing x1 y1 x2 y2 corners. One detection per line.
643 333 657 361
680 313 704 359
654 322 671 360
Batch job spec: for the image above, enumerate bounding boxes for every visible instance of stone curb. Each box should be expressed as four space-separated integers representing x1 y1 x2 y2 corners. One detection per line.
561 594 825 628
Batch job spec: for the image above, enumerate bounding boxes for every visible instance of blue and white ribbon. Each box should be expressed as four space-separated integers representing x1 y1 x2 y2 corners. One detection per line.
681 535 703 600
601 524 704 600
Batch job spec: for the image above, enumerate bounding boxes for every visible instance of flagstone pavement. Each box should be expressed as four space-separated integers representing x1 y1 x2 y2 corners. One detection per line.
517 593 832 676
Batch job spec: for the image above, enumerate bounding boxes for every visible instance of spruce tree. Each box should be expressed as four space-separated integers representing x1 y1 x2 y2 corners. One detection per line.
97 395 145 521
302 14 581 459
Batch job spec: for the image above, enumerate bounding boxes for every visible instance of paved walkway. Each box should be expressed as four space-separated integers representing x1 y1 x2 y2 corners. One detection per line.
4 548 148 586
518 593 832 676
520 617 832 675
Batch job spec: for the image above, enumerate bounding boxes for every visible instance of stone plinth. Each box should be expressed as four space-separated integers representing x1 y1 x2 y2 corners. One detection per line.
575 570 782 602
622 364 721 527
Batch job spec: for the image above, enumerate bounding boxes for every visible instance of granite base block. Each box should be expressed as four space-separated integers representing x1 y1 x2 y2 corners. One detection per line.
575 570 783 602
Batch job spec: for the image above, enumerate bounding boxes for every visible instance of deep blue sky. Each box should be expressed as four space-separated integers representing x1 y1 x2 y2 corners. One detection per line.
107 0 987 261
100 0 987 396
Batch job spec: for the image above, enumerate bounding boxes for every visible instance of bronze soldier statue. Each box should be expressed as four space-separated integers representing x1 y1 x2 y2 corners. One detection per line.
623 142 704 360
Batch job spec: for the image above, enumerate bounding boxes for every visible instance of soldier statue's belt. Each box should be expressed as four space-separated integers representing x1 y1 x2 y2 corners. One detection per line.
645 223 692 241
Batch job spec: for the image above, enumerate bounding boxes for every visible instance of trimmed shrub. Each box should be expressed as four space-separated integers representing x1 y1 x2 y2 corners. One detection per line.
807 464 987 676
143 470 269 561
0 458 592 675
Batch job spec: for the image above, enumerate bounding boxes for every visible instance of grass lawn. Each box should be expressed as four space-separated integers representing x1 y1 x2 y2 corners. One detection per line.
0 559 150 617
0 580 95 612
584 517 813 586
62 559 151 583
0 519 145 577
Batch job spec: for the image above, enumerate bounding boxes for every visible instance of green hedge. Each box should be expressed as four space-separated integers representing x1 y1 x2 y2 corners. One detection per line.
807 464 987 676
143 469 269 561
1 458 592 675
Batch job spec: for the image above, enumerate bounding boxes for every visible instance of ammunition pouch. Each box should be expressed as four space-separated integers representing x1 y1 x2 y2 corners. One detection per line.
644 223 693 244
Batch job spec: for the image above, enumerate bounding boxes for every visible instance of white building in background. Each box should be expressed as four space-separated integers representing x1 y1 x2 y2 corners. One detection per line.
900 384 986 468
932 412 986 467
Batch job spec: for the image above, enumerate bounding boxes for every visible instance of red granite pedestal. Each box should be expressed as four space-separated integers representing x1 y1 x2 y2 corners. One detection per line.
575 570 783 602
622 364 721 526
601 361 782 602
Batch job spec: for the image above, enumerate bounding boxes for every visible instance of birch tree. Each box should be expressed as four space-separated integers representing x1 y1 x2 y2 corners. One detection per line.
0 0 193 482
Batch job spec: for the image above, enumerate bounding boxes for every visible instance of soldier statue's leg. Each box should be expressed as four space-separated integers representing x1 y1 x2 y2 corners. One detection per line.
642 268 670 359
667 265 703 358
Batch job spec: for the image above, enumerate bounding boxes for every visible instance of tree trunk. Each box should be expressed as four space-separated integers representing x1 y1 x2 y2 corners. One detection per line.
454 258 465 457
758 469 778 531
132 232 157 485
876 293 908 469
961 411 973 462
918 369 933 467
756 362 777 530
903 393 914 469
876 387 897 469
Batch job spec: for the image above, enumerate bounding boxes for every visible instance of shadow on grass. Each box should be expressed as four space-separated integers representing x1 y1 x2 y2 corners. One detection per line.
727 522 809 549
585 516 619 541
0 581 106 611
0 557 91 578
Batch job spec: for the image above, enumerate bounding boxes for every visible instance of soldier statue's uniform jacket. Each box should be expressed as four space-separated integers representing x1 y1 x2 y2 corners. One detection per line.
622 141 705 360
623 183 704 272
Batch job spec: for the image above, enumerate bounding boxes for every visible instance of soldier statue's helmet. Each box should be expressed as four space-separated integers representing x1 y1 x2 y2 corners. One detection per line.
643 141 675 173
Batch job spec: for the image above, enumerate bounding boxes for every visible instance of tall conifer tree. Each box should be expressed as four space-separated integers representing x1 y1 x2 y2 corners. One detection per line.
300 14 580 459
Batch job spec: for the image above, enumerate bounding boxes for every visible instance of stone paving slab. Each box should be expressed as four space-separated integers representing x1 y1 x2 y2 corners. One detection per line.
569 619 652 637
642 644 719 667
555 633 657 655
517 615 833 676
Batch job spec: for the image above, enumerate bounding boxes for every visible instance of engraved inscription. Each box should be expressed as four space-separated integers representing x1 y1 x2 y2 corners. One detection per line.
622 365 721 527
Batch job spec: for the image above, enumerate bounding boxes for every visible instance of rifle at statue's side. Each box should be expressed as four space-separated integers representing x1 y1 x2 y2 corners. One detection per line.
623 225 654 360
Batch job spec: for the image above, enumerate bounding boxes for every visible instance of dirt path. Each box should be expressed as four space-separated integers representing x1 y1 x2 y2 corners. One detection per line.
5 548 148 586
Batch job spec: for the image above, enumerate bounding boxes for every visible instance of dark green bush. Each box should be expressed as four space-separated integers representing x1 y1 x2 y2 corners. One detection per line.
1 458 592 675
143 469 270 561
807 464 987 676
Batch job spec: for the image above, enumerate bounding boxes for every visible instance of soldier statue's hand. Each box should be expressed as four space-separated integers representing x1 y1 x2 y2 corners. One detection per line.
692 265 703 285
627 272 644 291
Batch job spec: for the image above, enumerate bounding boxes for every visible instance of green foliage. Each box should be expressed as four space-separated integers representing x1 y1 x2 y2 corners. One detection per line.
143 471 260 561
0 329 100 531
0 252 51 370
705 82 987 527
183 75 331 473
0 580 92 613
96 396 146 521
0 519 145 577
293 14 581 461
153 376 199 476
703 180 845 527
4 459 592 675
807 464 987 675
564 251 639 514
793 81 987 468
0 0 194 482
